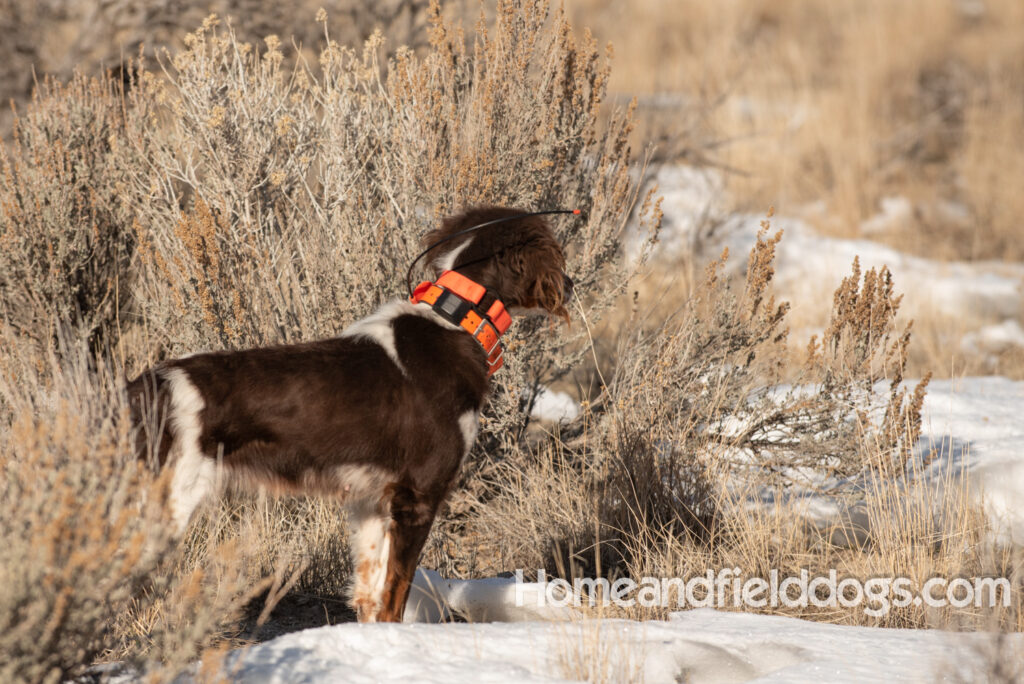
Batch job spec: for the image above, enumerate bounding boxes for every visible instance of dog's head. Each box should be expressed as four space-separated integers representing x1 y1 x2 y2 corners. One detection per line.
423 206 573 321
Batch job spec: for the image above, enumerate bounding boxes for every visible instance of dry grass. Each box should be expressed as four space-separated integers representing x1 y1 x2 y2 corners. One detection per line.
1 1 1022 682
464 226 1020 635
556 620 645 684
565 0 1024 379
0 347 169 684
0 339 261 683
0 1 653 679
0 74 144 356
0 0 435 136
569 0 1024 262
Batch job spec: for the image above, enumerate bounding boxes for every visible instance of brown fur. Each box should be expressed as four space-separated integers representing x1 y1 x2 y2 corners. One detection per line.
424 206 573 320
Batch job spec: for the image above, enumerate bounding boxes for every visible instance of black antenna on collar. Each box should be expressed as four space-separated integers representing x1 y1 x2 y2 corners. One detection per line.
405 208 582 297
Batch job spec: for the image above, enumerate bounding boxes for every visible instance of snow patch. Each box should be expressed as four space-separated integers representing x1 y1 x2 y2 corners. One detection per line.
961 319 1024 355
640 165 1024 323
530 387 582 423
195 609 1019 683
860 195 914 235
754 377 1024 548
404 568 577 624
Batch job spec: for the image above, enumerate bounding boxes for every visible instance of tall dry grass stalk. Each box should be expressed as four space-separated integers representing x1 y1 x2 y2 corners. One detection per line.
556 620 644 684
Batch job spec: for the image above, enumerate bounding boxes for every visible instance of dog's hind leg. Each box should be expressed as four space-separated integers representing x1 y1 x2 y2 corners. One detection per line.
377 485 440 623
348 500 393 622
161 367 219 535
167 444 219 535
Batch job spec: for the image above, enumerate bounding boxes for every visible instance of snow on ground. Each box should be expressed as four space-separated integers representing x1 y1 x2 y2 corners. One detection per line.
770 218 1024 322
530 387 582 423
642 165 1024 328
530 376 1024 548
918 377 1024 546
765 377 1024 548
202 608 1018 683
403 569 577 623
962 319 1024 359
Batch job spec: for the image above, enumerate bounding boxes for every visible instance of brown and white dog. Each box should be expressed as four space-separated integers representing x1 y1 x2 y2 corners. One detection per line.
127 206 572 623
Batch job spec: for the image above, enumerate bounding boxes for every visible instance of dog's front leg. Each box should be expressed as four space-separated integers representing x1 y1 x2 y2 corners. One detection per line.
376 485 440 623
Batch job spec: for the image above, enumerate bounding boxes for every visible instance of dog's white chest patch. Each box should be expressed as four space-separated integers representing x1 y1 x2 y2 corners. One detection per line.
458 410 480 456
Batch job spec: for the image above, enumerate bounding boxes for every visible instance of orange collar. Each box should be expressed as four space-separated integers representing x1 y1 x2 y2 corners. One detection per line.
409 270 512 376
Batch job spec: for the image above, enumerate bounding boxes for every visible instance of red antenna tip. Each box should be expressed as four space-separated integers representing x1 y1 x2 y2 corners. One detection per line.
572 209 581 215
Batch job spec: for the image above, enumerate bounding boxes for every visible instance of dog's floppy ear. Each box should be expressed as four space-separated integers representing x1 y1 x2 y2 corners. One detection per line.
523 238 571 323
531 269 571 323
501 227 570 322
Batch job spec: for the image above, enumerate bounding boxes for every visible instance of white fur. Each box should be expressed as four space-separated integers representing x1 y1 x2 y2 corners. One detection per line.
348 507 392 622
162 367 220 534
341 301 408 373
342 299 463 375
434 236 472 273
335 463 391 502
410 300 462 332
337 464 395 621
458 410 480 456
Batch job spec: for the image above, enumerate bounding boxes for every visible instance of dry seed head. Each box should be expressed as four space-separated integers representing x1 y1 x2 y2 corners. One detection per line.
274 114 294 137
206 106 226 129
263 35 283 66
